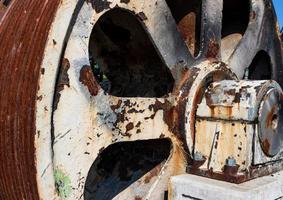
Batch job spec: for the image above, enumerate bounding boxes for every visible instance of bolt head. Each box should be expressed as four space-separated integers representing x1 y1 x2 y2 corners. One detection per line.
194 151 204 161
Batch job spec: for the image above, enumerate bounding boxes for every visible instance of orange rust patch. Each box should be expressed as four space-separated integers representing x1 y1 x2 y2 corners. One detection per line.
227 107 233 118
170 139 187 174
210 106 215 117
178 13 196 55
265 106 278 129
206 38 220 58
0 0 61 198
79 65 99 96
262 139 270 154
173 67 200 96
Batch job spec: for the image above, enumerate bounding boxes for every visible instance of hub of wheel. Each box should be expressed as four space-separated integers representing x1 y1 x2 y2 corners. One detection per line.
189 79 283 183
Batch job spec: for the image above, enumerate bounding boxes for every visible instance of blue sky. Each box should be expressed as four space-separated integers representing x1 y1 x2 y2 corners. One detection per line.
273 0 283 29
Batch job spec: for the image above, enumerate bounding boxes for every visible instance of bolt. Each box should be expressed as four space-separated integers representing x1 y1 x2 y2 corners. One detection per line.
194 151 204 161
226 157 237 167
244 68 249 80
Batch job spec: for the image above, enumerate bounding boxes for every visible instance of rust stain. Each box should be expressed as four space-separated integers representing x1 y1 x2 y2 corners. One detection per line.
205 91 216 116
233 92 241 103
136 12 148 21
178 13 196 55
37 95 43 101
122 131 132 137
79 65 99 96
114 112 126 125
110 100 122 111
174 67 203 143
205 90 214 107
189 84 206 142
206 38 220 58
173 67 200 97
120 0 130 4
210 106 215 117
0 0 61 198
147 99 178 136
135 121 141 128
54 58 70 110
189 160 283 184
87 0 111 13
127 108 145 114
171 139 188 176
99 147 105 154
262 139 271 154
223 165 239 176
174 102 187 140
126 122 134 132
227 107 233 118
41 68 45 75
135 196 142 200
111 101 139 137
144 164 161 184
265 106 277 129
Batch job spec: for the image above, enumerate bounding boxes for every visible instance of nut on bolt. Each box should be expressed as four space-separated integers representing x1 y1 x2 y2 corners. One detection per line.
187 152 206 172
194 151 205 161
223 157 239 177
226 156 237 167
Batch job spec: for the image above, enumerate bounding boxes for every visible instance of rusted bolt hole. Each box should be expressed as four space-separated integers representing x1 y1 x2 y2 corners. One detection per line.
89 8 174 97
84 139 172 200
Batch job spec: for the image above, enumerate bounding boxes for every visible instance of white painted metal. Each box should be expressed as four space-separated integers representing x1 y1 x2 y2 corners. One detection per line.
169 173 283 200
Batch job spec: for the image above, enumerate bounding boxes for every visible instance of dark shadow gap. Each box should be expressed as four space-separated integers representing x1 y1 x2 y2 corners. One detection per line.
84 139 172 200
221 0 250 61
247 50 272 80
89 8 174 97
165 0 202 57
1 0 11 7
222 0 250 38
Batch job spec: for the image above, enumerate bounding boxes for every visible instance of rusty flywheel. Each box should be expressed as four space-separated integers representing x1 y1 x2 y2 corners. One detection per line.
0 0 282 200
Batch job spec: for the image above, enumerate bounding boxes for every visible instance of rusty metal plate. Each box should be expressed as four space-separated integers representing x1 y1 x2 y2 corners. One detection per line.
258 88 283 157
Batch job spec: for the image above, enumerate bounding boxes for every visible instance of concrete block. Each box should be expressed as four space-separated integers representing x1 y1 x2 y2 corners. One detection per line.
169 173 283 200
